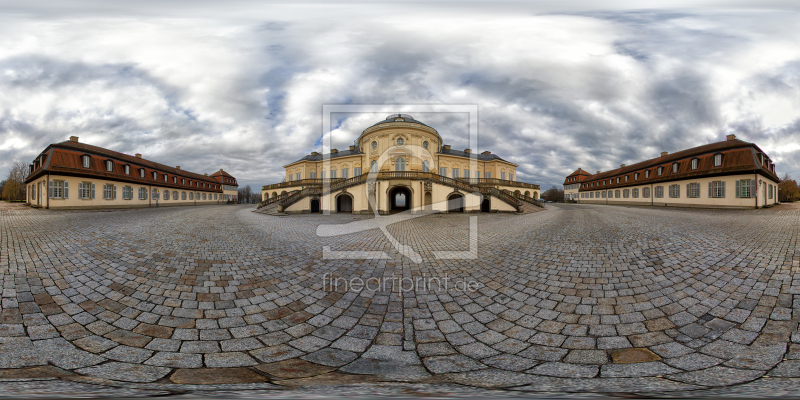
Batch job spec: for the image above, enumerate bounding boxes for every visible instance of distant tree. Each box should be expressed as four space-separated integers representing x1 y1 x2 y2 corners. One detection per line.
0 180 5 200
779 173 799 202
238 185 255 204
542 185 564 202
2 162 29 201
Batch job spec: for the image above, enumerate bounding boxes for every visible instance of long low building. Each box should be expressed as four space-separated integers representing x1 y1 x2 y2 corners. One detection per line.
26 136 239 209
564 134 780 209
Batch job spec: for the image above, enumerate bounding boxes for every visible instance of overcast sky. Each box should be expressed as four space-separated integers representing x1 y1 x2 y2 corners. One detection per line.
2 1 799 189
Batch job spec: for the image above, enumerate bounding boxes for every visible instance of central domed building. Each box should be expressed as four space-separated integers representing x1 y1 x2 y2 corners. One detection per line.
259 114 541 214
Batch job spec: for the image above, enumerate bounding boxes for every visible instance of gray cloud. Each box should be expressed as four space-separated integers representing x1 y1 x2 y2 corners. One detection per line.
1 4 799 190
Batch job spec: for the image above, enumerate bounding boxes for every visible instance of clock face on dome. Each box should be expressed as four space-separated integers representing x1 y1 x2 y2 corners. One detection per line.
397 138 404 146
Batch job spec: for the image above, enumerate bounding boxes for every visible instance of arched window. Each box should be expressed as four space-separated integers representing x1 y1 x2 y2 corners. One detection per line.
395 158 405 172
422 160 430 173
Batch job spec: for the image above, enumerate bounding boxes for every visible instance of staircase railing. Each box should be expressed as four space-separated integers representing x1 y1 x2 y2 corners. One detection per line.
505 190 544 208
257 190 298 209
279 187 322 211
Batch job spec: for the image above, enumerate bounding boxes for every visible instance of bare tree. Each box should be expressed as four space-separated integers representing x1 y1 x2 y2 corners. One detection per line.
2 161 29 201
779 173 799 202
541 185 564 202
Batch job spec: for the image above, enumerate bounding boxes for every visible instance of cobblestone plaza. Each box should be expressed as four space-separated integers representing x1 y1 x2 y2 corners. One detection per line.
1 203 799 398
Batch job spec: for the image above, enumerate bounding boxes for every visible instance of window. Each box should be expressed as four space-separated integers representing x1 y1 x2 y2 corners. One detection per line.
657 166 663 176
151 188 158 199
189 192 194 200
321 171 326 179
439 167 446 176
396 138 404 146
82 155 91 168
103 184 115 200
287 174 292 182
423 141 429 149
616 177 620 183
453 168 459 178
769 184 773 199
672 163 679 173
634 172 639 180
669 184 680 198
370 161 378 173
710 181 725 198
173 191 178 200
340 170 347 179
395 158 405 171
691 159 699 170
500 172 505 180
181 178 185 185
122 186 132 200
124 165 130 175
310 172 317 179
655 186 664 198
623 189 629 198
645 170 650 178
330 170 337 179
643 187 650 198
509 173 513 181
485 172 491 179
372 141 377 150
354 167 361 176
214 194 217 200
181 191 186 200
464 169 470 179
173 176 177 183
139 187 147 200
49 180 65 199
714 153 723 167
139 169 145 178
422 161 430 173
163 190 169 200
632 188 639 198
152 171 157 180
625 175 628 182
737 179 754 198
164 174 168 182
687 182 700 198
78 182 93 199
202 193 207 200
615 190 620 198
105 160 113 172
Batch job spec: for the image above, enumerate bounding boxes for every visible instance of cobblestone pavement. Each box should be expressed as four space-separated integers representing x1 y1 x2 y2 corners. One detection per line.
1 203 799 398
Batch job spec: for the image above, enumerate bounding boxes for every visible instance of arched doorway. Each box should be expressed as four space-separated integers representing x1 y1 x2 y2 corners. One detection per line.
481 196 491 212
336 194 353 213
524 190 530 198
533 191 539 199
389 186 412 213
424 192 432 211
514 190 521 195
447 193 465 213
310 198 320 213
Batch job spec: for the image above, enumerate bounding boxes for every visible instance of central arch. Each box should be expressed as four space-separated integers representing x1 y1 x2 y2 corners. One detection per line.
310 198 320 213
336 193 353 213
447 193 465 213
388 186 412 213
481 196 491 212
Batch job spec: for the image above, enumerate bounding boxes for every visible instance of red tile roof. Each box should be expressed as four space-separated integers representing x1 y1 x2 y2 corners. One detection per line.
563 168 593 185
26 140 224 192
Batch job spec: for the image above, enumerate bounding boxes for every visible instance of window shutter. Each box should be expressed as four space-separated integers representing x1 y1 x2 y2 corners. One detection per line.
48 180 53 198
708 182 712 198
677 185 680 198
721 181 725 198
64 181 69 199
686 184 689 197
91 183 96 199
113 185 117 199
751 179 756 199
78 182 83 198
735 180 740 198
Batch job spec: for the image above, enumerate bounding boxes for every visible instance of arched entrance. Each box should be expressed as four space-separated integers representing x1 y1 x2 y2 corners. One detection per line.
447 193 465 213
533 192 539 199
481 196 491 212
310 198 320 213
389 186 412 213
424 192 432 211
524 190 530 198
336 194 353 213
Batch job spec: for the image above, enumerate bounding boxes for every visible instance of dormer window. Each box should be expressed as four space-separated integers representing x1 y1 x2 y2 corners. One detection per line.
658 166 663 176
625 175 629 182
690 158 698 170
105 160 113 172
645 170 650 178
616 177 620 183
173 176 177 183
139 168 145 178
124 165 130 175
672 163 679 173
182 178 185 185
634 172 639 180
152 171 157 180
81 155 91 168
164 174 168 182
713 153 722 167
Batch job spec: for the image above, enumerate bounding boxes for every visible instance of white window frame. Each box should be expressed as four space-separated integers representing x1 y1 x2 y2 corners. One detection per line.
711 181 725 198
691 159 698 170
714 153 722 167
124 165 130 175
687 182 700 198
672 163 679 173
82 155 91 168
453 168 460 178
105 160 113 172
669 184 680 198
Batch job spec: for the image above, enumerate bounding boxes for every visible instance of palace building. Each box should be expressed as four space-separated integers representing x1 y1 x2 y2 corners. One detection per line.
564 134 780 208
259 114 541 214
25 136 238 209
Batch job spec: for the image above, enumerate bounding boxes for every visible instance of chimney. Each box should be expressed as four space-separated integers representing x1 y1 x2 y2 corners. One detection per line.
331 149 338 154
135 153 141 158
464 149 471 153
661 151 668 157
69 136 79 142
176 166 181 170
220 168 223 171
311 152 320 156
620 164 626 168
349 145 355 151
597 171 600 174
443 145 451 150
204 173 208 176
481 151 491 155
726 134 736 141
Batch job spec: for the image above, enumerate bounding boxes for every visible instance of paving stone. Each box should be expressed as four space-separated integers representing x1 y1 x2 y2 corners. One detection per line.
611 348 661 363
255 358 336 378
529 362 598 378
663 353 724 371
102 345 154 363
517 345 568 362
300 348 358 367
481 354 540 371
144 351 203 368
204 351 258 367
339 357 432 381
768 361 800 377
443 369 539 388
563 349 608 364
75 362 170 383
667 366 764 386
423 355 487 373
169 367 268 384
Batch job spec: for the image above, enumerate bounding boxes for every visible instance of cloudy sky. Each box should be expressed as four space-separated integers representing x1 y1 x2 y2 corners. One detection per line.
2 1 799 189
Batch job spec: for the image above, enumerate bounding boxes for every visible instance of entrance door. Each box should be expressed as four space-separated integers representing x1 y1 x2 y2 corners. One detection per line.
336 195 353 213
447 193 464 212
389 186 412 213
481 196 491 212
310 198 320 213
37 182 42 206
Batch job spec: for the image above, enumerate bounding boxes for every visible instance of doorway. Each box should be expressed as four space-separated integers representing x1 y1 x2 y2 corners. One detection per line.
389 186 412 213
481 196 491 212
447 193 465 213
310 198 320 213
336 194 353 213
